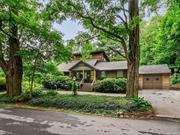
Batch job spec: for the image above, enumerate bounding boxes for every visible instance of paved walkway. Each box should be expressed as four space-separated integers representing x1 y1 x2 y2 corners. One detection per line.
58 90 180 119
0 108 179 135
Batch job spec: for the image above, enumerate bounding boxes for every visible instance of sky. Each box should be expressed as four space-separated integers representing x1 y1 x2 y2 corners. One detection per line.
53 19 85 42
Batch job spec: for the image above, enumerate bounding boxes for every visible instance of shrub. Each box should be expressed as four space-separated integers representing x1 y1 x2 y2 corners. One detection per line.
171 74 180 84
42 75 79 91
22 81 43 93
46 90 58 96
0 77 6 91
126 97 152 112
93 78 127 93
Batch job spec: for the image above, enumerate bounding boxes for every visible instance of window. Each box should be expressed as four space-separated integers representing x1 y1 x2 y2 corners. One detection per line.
117 71 123 77
101 71 106 78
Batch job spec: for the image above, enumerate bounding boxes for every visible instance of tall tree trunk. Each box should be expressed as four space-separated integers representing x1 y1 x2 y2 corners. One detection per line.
6 56 23 97
126 0 140 98
6 8 23 97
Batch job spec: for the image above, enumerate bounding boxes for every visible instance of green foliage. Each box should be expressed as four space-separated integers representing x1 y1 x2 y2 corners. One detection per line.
72 80 78 96
24 62 63 84
0 0 72 97
93 78 127 93
0 91 152 115
129 97 152 112
27 94 151 114
0 77 6 91
0 69 5 77
22 81 42 91
0 89 43 103
42 75 79 91
171 74 180 84
46 90 58 96
140 5 180 72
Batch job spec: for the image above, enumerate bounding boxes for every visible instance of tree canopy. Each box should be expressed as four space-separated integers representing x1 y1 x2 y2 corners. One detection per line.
141 2 180 73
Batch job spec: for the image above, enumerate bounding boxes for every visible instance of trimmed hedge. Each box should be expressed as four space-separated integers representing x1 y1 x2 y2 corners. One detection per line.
0 77 6 91
93 78 127 93
43 75 79 90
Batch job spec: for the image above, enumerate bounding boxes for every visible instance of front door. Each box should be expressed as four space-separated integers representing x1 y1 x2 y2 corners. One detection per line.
84 71 91 83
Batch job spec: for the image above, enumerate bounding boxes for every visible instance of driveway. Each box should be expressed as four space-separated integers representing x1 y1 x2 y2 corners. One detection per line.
0 108 180 135
139 90 180 119
59 90 180 118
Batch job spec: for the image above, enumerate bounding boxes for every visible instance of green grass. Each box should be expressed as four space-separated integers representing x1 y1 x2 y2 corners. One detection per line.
0 90 152 116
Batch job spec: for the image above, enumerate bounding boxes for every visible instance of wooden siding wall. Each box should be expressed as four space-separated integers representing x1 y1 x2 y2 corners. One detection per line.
71 63 93 71
107 71 117 78
162 73 170 89
73 56 81 60
98 70 127 79
92 53 105 61
73 53 106 61
139 74 143 89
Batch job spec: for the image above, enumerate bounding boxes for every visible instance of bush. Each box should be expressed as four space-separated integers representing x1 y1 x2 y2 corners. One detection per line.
42 75 79 91
171 74 180 84
126 97 152 112
93 78 127 93
0 77 6 91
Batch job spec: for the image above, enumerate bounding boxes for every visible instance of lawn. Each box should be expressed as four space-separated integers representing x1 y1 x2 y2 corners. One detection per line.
0 90 152 117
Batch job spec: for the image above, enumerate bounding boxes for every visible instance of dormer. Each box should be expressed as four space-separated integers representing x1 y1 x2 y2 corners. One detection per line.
72 50 110 62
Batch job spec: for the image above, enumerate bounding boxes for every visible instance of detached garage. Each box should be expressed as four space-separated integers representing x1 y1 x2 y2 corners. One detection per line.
139 64 171 89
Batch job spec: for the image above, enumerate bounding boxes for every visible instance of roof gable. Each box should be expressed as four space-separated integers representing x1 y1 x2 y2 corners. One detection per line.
58 60 80 72
69 61 94 71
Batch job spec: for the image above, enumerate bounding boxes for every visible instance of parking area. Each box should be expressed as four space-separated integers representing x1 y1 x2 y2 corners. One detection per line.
139 90 180 118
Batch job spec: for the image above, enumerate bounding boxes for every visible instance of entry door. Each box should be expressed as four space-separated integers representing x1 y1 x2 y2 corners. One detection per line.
143 74 162 89
84 71 91 83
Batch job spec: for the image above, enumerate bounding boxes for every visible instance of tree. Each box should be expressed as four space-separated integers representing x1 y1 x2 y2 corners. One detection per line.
47 0 140 97
0 1 23 96
0 0 70 96
140 2 180 74
140 17 160 65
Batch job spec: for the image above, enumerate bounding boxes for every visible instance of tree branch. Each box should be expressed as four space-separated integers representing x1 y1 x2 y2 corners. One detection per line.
108 46 126 59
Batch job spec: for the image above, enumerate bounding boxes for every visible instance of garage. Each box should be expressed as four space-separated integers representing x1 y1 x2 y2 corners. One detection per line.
143 74 162 89
139 64 171 89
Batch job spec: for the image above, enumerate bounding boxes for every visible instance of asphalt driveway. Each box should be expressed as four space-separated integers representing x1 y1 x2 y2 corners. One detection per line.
0 108 180 135
139 90 180 119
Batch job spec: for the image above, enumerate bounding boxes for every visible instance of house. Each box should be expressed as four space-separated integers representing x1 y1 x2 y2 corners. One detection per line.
58 51 171 91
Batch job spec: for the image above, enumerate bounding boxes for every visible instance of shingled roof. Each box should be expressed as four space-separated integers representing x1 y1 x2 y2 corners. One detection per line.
95 61 127 70
139 64 171 74
58 60 171 74
57 60 80 72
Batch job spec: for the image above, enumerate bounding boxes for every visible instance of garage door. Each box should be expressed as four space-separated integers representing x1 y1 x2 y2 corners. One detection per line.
143 74 162 89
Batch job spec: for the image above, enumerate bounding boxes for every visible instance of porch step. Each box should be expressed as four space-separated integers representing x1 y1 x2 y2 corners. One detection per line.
80 83 93 92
